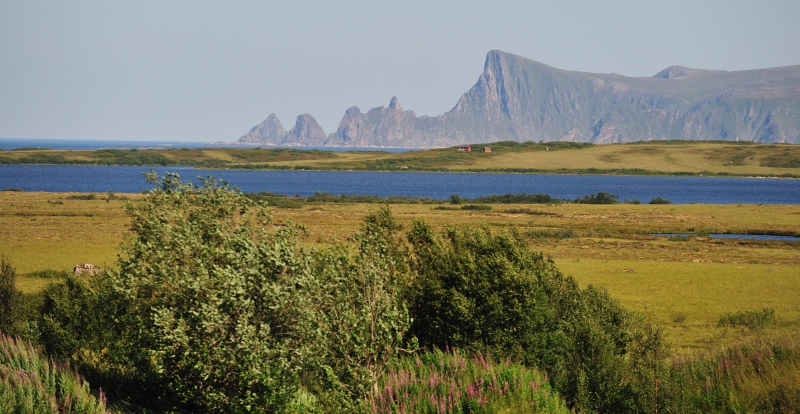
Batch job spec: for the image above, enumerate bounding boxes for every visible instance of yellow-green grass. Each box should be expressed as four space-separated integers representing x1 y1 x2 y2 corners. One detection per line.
556 258 800 352
2 191 798 351
3 141 799 177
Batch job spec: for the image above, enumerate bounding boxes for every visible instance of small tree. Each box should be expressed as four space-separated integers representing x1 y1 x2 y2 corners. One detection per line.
105 172 321 412
310 206 411 409
0 257 21 336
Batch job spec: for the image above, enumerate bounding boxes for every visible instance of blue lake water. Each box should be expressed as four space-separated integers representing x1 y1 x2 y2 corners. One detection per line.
1 165 798 204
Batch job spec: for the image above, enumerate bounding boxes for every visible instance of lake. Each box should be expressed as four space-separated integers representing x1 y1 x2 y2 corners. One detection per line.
1 165 798 204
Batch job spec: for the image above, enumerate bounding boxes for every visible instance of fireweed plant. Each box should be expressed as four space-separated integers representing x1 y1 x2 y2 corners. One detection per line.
362 347 568 413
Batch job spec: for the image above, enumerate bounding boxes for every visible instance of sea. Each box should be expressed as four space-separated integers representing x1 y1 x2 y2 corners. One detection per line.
0 138 419 152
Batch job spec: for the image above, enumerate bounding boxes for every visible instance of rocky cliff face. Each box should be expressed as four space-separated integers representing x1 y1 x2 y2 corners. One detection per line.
236 50 800 146
237 113 327 145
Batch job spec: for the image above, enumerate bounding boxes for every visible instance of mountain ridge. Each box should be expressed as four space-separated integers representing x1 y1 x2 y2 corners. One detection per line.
236 50 800 146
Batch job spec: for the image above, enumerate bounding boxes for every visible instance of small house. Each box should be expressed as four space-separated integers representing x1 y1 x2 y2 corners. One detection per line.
456 145 472 152
482 147 491 153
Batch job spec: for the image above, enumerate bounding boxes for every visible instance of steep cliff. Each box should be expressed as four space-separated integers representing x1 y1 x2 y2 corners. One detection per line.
237 50 800 146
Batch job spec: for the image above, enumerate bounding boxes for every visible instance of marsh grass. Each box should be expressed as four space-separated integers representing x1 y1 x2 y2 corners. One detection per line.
362 348 568 413
663 337 800 412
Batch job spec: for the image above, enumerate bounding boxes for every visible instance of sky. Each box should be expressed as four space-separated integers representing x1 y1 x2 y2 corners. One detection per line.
2 0 799 142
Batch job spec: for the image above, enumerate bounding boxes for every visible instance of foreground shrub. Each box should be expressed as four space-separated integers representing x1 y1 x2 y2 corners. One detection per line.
0 334 108 413
405 222 664 412
308 206 411 410
362 348 568 413
102 172 322 412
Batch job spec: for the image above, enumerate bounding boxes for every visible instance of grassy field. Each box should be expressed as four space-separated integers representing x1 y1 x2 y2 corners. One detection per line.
2 140 799 177
1 190 798 353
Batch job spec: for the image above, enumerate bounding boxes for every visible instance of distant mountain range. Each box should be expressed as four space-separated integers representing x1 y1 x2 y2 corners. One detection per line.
236 50 800 147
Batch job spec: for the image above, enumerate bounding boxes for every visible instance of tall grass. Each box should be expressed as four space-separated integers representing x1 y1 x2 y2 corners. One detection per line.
361 348 568 413
0 334 109 413
663 337 800 412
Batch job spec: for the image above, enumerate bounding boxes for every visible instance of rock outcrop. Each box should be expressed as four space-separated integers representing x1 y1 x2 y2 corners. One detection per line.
236 50 800 146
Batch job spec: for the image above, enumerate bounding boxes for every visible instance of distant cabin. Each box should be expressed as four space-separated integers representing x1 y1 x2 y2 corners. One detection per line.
456 145 472 152
482 147 491 153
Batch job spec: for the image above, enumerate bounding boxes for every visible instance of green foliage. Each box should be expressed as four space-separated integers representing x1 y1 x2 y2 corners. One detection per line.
309 206 412 409
404 223 667 412
449 194 462 205
305 191 438 204
66 193 97 200
460 204 491 211
718 308 777 330
103 172 321 412
363 348 569 413
2 187 23 192
575 192 619 204
0 335 109 413
0 257 22 336
649 196 672 204
92 149 177 166
26 269 70 279
36 276 101 361
471 193 557 204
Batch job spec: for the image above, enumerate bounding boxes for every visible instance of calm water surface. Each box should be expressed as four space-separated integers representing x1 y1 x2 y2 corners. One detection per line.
1 165 798 204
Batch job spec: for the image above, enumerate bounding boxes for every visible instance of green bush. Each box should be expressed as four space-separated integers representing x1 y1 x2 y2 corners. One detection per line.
718 308 777 330
649 196 672 204
308 206 411 410
100 172 321 412
0 335 109 413
0 257 22 336
575 192 619 204
404 223 665 412
26 269 70 279
36 276 100 361
460 204 491 211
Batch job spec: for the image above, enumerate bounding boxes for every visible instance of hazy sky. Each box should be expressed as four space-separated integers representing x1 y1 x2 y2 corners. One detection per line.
2 1 799 142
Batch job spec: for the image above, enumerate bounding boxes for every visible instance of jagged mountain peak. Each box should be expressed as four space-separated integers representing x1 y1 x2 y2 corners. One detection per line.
237 50 800 146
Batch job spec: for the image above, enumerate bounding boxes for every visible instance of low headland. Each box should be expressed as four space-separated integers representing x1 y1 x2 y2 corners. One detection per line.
1 140 799 178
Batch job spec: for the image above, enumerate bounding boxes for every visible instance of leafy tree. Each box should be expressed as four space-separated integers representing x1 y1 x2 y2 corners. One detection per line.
0 257 22 336
309 206 412 409
104 172 322 412
37 276 97 360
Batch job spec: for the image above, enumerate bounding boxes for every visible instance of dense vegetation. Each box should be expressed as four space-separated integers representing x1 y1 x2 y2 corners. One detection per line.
0 174 798 412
